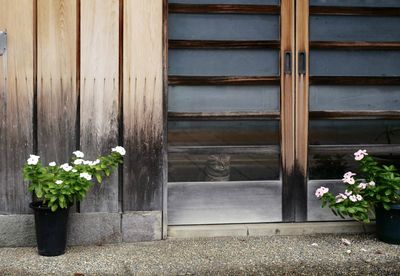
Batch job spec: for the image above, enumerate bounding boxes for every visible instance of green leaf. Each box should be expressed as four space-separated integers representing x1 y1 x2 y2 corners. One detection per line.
51 205 58 212
95 173 102 183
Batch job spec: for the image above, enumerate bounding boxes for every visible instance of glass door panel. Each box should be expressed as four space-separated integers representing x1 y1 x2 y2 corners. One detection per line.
305 0 400 221
167 0 293 225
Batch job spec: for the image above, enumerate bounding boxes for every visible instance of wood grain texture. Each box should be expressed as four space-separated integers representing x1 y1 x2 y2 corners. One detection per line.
169 40 280 49
280 0 295 222
80 0 119 212
0 0 34 214
310 76 400 85
310 41 400 50
309 6 400 16
294 0 309 222
168 111 280 120
123 0 164 211
169 4 280 14
169 76 280 85
37 0 77 165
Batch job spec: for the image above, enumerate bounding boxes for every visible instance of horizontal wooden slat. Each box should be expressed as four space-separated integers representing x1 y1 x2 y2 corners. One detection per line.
169 4 280 14
311 41 400 50
169 76 280 85
309 144 400 154
310 6 400 16
310 76 400 85
169 40 280 49
168 111 280 120
168 145 280 155
310 111 400 119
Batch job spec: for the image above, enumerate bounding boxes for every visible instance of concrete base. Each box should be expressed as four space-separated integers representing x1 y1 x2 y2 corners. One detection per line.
122 211 162 242
0 211 162 247
168 221 376 239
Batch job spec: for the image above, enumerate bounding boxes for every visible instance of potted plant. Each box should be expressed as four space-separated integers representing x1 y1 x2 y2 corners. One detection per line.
24 146 126 256
315 149 400 245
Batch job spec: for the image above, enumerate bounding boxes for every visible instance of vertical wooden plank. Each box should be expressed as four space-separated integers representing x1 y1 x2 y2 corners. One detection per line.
280 0 296 222
80 0 119 212
37 0 77 165
0 0 34 214
295 0 309 221
123 0 164 211
162 0 169 238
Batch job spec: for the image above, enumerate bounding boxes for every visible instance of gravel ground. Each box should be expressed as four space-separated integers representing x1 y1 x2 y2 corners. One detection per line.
0 234 399 275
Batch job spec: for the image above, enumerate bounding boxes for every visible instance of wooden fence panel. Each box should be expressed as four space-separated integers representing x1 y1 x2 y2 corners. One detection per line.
0 0 34 214
123 0 164 211
80 0 120 212
37 0 77 166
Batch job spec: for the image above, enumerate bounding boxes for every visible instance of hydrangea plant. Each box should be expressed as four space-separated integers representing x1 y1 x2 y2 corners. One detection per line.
316 150 400 223
23 146 126 211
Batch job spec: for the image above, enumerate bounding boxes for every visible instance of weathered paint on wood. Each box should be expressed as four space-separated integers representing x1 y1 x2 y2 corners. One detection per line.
0 0 34 214
37 0 77 165
123 0 164 211
80 0 120 212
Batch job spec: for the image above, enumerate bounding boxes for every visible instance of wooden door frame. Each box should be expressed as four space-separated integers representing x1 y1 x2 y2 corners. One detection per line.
162 0 309 229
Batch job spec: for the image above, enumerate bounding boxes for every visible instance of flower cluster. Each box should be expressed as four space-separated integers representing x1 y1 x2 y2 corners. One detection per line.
23 146 125 212
316 149 400 223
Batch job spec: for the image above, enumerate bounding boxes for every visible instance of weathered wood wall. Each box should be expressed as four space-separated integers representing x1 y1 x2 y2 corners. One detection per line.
0 0 164 215
0 0 34 214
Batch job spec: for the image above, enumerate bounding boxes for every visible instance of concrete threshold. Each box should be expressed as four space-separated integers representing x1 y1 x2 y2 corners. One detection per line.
168 221 376 239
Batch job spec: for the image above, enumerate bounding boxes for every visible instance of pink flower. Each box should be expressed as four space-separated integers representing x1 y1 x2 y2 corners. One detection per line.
343 177 355 185
357 183 367 190
343 171 356 178
354 149 368 161
335 193 347 203
349 195 357 202
315 186 329 198
345 190 352 196
356 194 363 201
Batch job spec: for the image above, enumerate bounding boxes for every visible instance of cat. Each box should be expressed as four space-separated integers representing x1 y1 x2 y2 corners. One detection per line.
202 154 231 182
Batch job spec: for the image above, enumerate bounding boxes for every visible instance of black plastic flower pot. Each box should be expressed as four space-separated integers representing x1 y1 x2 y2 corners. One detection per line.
375 204 400 245
29 202 71 256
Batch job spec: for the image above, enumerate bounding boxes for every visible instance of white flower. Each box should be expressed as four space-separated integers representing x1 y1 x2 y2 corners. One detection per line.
60 163 73 172
343 171 356 178
49 162 56 167
349 195 357 202
55 180 63 185
343 177 355 185
27 155 40 165
315 186 329 198
358 183 367 190
72 169 77 173
112 146 126 156
345 190 352 196
73 159 84 165
368 181 376 187
79 172 92 181
354 149 368 161
356 194 363 201
73 150 85 158
83 160 92 165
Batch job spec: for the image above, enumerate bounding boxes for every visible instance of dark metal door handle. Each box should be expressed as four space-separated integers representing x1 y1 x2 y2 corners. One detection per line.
298 52 306 75
284 51 292 74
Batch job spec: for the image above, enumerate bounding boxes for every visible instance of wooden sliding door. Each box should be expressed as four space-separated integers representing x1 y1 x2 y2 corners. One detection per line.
303 0 400 221
166 0 295 225
165 0 400 225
